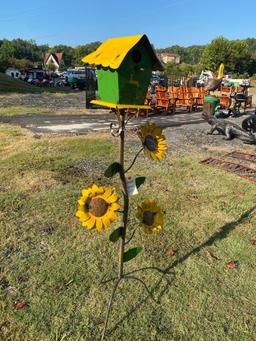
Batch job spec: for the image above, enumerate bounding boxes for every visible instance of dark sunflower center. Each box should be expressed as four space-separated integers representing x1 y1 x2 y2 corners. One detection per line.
89 198 109 217
144 134 157 151
143 211 156 226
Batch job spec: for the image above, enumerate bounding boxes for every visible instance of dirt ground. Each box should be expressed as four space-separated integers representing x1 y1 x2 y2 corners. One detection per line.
0 92 87 111
0 92 255 160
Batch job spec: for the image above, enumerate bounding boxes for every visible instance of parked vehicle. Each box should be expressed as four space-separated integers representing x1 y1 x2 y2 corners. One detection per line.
66 67 96 90
24 68 46 82
150 71 168 87
59 71 68 79
5 68 21 79
66 68 85 89
222 76 250 87
55 79 68 87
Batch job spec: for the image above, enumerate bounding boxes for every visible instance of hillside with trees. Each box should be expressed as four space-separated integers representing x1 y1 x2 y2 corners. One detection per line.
0 39 101 72
0 37 256 78
157 37 256 79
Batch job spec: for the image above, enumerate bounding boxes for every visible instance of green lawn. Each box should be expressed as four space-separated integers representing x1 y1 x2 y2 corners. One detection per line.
0 73 71 93
0 106 52 116
0 125 255 341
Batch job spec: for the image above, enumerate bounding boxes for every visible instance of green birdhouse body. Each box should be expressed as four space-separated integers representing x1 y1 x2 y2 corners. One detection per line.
82 34 163 106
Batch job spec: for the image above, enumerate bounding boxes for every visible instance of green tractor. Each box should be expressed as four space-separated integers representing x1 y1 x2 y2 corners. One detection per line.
66 67 87 90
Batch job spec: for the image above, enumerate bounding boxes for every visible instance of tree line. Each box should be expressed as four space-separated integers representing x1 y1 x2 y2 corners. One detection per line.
159 37 256 79
0 39 101 72
1 36 256 78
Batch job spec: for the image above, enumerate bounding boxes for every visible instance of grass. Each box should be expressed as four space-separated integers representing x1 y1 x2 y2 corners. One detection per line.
0 106 52 116
0 124 255 341
0 73 71 94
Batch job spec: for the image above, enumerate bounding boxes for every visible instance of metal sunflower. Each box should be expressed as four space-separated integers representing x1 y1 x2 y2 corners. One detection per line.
137 199 164 234
76 184 120 231
138 122 167 160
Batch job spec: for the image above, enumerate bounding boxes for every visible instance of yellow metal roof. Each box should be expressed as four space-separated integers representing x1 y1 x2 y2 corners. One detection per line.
90 100 151 110
82 34 163 70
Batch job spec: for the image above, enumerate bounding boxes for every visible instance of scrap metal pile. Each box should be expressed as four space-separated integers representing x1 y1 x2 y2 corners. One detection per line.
201 151 256 183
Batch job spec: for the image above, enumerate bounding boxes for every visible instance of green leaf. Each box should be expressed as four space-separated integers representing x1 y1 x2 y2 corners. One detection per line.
104 162 121 178
123 247 143 263
109 227 123 243
135 176 146 189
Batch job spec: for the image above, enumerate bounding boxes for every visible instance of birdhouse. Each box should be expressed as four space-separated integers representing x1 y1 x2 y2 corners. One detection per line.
82 34 163 106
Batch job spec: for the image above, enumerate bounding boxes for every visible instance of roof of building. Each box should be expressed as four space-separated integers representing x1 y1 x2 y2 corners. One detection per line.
44 52 64 65
55 53 63 63
44 53 50 63
82 34 163 70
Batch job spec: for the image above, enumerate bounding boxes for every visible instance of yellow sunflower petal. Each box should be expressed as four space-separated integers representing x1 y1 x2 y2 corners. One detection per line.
107 193 119 203
100 187 113 200
158 140 167 146
108 211 117 221
143 199 151 206
82 189 90 197
77 199 85 206
96 218 103 231
76 210 90 221
155 152 164 161
157 147 167 153
150 152 158 160
102 215 111 229
136 207 143 219
159 144 167 149
77 204 87 212
147 202 155 209
84 215 96 230
111 202 121 211
91 184 99 193
96 186 105 195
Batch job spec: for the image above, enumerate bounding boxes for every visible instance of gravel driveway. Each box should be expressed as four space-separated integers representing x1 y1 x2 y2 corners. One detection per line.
0 92 255 157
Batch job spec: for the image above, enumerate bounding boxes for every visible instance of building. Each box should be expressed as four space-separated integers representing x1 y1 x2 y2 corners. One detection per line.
44 53 64 71
158 52 180 64
25 67 46 81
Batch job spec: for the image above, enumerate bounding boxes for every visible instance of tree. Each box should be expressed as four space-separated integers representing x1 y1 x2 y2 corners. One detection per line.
164 62 201 81
8 58 34 70
0 56 9 72
201 37 252 75
73 41 101 66
184 45 205 64
201 36 232 72
229 40 251 75
245 38 256 54
50 44 73 67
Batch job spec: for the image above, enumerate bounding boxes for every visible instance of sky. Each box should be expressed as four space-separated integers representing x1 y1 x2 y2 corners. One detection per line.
0 0 256 48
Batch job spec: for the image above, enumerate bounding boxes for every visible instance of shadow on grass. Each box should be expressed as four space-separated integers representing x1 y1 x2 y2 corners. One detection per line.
107 205 256 338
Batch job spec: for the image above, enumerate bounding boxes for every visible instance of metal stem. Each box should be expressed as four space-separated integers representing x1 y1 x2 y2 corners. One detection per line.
118 109 129 279
125 266 166 276
125 148 143 174
124 275 159 304
101 109 129 340
125 226 138 245
100 278 121 341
